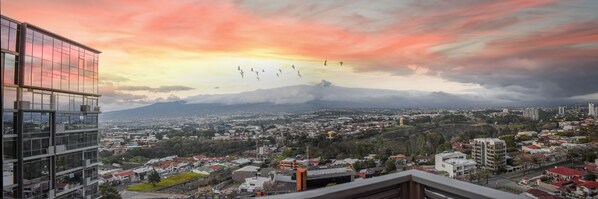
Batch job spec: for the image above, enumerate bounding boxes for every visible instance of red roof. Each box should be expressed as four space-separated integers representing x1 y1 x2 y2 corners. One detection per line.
208 165 223 171
114 170 135 177
194 154 206 159
526 189 551 197
551 180 572 187
526 145 540 149
581 163 598 172
580 181 598 189
546 166 585 176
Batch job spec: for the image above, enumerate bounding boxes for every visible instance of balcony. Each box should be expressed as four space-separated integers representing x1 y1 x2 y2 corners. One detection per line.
264 170 525 199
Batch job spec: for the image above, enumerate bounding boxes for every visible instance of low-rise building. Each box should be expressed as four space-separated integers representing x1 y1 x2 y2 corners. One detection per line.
434 152 476 178
233 166 260 183
545 166 585 181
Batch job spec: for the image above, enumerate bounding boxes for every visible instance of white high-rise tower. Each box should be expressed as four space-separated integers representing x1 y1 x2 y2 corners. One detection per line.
590 103 596 116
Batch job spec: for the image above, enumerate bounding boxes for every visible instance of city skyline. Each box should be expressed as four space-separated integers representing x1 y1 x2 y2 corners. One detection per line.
2 0 598 111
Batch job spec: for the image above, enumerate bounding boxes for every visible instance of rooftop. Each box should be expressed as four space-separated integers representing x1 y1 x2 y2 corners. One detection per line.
444 158 476 165
234 165 260 173
546 166 585 176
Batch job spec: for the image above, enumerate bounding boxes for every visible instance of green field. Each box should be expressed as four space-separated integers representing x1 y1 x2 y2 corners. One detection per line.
127 172 208 192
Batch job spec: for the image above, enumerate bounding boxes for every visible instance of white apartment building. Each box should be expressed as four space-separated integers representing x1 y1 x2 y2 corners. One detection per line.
435 152 477 178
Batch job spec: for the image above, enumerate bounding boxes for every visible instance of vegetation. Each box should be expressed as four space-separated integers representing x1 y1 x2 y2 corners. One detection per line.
99 184 122 199
148 169 161 187
127 172 207 192
584 172 596 181
384 159 397 172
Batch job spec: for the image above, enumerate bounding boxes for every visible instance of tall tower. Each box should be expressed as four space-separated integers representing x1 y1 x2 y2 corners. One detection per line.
558 107 565 115
589 103 596 116
1 15 101 198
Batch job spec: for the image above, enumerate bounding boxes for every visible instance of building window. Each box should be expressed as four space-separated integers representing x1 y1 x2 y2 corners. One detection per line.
56 113 98 130
2 112 16 134
55 170 83 194
23 112 51 157
55 131 98 150
1 18 19 52
56 152 83 172
2 86 17 109
2 53 17 85
3 137 17 160
23 158 51 199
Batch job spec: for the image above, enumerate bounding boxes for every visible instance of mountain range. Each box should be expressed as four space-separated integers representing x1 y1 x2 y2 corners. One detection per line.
100 81 570 120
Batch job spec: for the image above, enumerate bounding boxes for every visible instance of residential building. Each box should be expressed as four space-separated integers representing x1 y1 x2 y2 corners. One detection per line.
434 152 476 178
558 106 565 115
2 15 101 199
471 138 507 171
589 103 595 116
523 108 540 120
545 166 585 181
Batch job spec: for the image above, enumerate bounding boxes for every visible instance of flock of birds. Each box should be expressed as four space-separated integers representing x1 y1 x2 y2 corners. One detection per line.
236 59 343 81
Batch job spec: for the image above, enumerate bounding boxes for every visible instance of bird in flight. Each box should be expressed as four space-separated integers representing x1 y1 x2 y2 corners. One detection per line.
297 71 302 78
276 73 279 77
251 68 254 72
262 69 265 73
279 69 282 73
292 65 295 69
238 66 240 70
214 86 220 89
324 60 327 66
255 71 259 76
240 71 244 78
340 61 343 66
256 77 260 81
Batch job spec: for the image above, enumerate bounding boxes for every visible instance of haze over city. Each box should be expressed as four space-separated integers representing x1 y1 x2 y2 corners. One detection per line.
3 0 598 111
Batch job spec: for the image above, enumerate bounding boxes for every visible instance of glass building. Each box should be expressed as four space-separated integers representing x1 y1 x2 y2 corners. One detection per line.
2 15 100 199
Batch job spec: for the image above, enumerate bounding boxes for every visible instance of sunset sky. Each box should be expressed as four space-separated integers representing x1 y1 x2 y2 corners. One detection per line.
3 0 598 111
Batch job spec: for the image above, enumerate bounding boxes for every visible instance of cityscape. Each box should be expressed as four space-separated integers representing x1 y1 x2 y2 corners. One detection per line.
2 1 598 199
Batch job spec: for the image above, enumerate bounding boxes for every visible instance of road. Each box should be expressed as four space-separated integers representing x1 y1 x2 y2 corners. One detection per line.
119 190 190 199
485 160 574 194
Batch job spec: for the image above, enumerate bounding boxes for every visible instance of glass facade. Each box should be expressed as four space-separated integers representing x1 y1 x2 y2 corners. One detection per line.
23 28 98 95
2 15 100 199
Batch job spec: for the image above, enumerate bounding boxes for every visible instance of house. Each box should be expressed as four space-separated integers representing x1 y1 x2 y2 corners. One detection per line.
545 166 585 181
357 167 384 179
112 170 136 183
577 181 598 196
389 154 410 164
522 188 563 199
522 145 550 154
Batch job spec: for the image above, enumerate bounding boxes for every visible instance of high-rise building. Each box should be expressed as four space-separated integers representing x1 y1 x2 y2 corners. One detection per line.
522 108 540 120
589 103 596 116
471 138 506 171
558 106 565 115
2 15 101 199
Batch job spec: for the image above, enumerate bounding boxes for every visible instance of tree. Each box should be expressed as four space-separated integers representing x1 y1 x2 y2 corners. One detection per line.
148 169 161 187
384 160 397 173
99 184 122 199
584 172 597 181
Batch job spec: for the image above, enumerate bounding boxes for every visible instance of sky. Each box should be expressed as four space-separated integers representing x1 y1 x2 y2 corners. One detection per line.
2 0 598 111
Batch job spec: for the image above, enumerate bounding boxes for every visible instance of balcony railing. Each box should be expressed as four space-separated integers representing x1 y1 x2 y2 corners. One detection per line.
264 170 525 199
